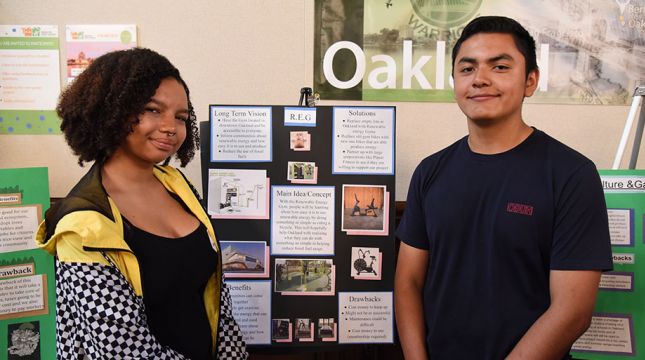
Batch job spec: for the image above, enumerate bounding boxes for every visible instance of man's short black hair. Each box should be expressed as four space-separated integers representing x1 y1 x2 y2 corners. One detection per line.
452 16 538 78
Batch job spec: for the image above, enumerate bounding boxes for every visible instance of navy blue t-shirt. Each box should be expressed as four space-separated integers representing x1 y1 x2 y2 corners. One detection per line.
397 129 612 360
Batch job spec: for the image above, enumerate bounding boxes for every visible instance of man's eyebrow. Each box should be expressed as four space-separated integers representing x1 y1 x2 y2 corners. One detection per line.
457 53 515 65
488 53 514 63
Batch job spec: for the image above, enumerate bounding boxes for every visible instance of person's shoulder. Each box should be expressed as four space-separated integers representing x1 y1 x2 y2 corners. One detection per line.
535 129 595 168
415 136 467 173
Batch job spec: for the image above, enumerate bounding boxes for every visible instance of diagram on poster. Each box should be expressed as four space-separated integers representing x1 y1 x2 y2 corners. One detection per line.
332 107 394 175
338 292 393 344
226 280 271 345
207 169 269 219
211 106 272 162
221 241 269 278
271 186 334 255
274 258 335 295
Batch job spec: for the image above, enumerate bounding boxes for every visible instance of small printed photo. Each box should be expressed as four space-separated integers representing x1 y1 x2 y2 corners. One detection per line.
287 161 316 182
221 241 269 278
351 247 382 280
290 131 311 151
7 321 40 360
272 319 292 341
275 259 334 294
342 185 386 232
318 318 336 340
294 318 314 341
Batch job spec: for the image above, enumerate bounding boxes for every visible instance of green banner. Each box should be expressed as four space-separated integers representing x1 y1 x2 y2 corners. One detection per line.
571 170 645 359
0 37 59 50
0 167 55 360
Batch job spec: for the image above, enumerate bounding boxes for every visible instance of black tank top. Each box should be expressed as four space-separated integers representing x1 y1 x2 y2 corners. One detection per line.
124 217 217 360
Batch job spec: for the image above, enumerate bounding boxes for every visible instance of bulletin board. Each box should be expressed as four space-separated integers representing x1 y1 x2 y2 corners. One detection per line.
199 105 396 350
571 170 645 359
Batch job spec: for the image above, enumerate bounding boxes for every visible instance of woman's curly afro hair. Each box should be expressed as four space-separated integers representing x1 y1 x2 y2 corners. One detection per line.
57 47 199 167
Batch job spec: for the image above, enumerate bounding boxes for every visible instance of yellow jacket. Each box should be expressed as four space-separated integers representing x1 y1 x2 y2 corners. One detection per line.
35 163 224 358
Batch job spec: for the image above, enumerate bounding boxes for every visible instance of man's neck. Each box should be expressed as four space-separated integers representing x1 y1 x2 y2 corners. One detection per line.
466 118 533 155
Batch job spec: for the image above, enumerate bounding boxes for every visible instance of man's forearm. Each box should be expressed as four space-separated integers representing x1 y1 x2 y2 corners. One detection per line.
506 304 591 360
394 284 428 359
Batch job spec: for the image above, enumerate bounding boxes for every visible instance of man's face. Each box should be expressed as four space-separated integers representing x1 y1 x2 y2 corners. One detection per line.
453 33 538 126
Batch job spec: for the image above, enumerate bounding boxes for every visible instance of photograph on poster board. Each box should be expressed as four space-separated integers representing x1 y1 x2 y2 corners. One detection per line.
7 321 40 359
351 247 382 280
274 258 334 295
346 191 390 236
287 161 317 184
221 241 269 278
294 318 314 342
290 131 311 151
272 319 292 342
207 169 269 219
318 318 337 341
342 185 386 232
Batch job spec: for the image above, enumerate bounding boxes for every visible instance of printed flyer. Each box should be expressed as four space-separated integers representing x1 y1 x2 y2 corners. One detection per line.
0 25 60 135
65 24 137 83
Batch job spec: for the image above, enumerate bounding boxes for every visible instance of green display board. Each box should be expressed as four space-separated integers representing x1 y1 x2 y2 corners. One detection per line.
571 170 645 359
0 167 55 359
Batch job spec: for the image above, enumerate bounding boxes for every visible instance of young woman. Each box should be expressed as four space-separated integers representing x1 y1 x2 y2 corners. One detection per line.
35 48 247 359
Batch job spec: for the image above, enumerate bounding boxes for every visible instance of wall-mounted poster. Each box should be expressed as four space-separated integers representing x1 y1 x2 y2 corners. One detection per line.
0 25 60 135
65 25 137 83
314 0 644 105
571 171 645 360
0 167 55 359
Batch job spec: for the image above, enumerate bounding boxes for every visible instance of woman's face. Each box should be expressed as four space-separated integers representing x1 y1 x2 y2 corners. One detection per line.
117 78 189 166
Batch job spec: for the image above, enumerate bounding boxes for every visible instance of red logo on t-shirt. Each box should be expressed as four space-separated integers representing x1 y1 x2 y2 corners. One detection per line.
506 202 534 216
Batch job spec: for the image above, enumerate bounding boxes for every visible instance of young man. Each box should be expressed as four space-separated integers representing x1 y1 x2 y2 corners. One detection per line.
395 16 612 360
